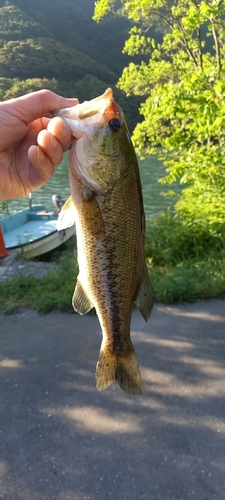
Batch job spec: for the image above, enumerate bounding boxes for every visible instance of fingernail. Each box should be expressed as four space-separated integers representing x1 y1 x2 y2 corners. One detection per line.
37 147 45 160
61 121 70 137
50 134 58 148
65 98 79 105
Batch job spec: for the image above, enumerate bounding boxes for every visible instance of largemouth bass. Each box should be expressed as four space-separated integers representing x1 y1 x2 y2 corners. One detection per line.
55 88 153 394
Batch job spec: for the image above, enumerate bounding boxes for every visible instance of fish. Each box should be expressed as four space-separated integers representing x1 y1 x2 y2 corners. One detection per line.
54 88 153 395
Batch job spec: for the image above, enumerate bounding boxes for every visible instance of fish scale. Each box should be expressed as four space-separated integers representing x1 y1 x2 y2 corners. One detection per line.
76 171 142 340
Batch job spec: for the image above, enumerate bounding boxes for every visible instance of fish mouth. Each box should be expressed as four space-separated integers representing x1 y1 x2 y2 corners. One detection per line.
52 88 123 124
78 87 113 119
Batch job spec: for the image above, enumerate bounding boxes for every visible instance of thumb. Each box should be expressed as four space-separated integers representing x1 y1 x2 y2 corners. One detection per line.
5 90 79 124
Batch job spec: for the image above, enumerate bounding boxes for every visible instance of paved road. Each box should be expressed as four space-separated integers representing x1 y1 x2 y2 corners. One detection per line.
0 299 225 500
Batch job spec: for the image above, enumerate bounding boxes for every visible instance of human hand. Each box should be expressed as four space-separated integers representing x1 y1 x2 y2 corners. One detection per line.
0 90 78 200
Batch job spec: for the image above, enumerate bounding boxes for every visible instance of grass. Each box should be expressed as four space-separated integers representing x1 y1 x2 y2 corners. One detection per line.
145 212 225 303
148 255 225 303
0 253 78 315
0 214 224 315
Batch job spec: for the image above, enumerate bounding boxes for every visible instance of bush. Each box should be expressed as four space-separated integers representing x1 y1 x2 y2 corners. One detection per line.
145 212 225 266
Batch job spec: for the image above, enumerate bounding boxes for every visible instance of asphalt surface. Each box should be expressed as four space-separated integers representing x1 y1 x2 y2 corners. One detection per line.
0 299 225 500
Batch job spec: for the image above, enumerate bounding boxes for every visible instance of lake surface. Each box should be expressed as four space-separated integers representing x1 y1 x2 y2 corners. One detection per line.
0 153 179 220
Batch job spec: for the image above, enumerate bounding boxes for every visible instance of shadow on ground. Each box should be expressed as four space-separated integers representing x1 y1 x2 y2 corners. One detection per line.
0 299 225 500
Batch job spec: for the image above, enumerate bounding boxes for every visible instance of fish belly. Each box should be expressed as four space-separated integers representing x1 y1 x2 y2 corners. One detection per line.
71 165 148 394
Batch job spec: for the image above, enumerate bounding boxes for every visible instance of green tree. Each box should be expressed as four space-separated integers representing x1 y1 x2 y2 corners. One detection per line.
94 0 225 229
3 77 59 99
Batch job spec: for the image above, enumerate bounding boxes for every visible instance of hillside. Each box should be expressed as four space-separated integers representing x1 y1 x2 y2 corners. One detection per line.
0 0 141 129
12 0 132 73
0 37 115 81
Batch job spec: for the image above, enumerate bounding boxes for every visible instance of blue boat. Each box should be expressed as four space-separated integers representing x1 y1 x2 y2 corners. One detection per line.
0 203 75 259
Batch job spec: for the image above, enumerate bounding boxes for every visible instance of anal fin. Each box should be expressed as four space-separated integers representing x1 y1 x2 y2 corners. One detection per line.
72 280 93 315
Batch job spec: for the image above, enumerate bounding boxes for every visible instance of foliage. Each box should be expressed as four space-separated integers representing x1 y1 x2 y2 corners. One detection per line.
145 212 225 266
0 252 78 315
0 4 50 40
0 37 115 81
145 212 225 303
2 77 59 99
149 255 225 303
13 0 132 73
94 0 225 227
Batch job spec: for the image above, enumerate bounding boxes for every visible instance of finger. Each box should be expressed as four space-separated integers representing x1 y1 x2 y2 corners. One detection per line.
47 117 72 152
6 90 79 124
28 145 55 188
36 129 64 167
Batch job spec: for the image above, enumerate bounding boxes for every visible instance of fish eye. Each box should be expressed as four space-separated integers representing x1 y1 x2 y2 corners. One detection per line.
109 119 121 132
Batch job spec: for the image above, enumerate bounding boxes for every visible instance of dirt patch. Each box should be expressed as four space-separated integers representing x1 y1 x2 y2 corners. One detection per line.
0 250 57 282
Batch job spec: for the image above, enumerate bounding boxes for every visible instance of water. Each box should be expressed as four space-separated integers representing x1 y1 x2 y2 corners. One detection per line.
0 152 179 220
140 155 178 220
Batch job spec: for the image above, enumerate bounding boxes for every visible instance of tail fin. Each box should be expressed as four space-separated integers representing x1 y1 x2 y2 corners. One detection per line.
96 348 142 395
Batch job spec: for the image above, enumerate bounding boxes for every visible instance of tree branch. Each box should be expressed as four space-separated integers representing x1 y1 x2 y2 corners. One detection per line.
196 26 203 70
211 23 221 73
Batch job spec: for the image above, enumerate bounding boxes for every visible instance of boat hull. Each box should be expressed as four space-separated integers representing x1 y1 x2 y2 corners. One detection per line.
0 205 75 259
17 225 75 259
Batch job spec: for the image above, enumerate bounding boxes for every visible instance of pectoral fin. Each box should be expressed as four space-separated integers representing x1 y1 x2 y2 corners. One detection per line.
57 196 76 231
72 280 93 315
81 192 105 234
134 265 154 322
